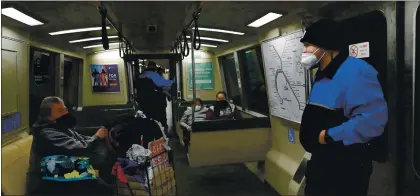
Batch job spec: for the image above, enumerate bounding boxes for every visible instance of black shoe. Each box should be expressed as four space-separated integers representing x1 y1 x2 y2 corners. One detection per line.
98 172 115 185
97 177 115 187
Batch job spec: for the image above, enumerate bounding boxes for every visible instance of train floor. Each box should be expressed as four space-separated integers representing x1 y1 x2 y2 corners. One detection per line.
168 138 280 196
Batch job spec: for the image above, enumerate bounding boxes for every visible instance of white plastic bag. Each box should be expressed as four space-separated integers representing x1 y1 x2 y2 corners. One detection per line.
126 144 152 165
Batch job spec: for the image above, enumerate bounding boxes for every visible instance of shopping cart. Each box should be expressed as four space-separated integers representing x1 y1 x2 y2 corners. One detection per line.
114 138 177 196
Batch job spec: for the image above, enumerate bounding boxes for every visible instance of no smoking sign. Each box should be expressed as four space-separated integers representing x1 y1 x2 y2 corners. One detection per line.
350 45 358 57
348 42 370 59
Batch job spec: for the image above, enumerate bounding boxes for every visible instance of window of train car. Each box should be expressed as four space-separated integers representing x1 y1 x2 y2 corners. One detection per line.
219 54 242 105
237 46 269 114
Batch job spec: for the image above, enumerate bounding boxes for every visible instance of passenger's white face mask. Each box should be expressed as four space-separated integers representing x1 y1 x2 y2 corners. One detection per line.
301 48 325 70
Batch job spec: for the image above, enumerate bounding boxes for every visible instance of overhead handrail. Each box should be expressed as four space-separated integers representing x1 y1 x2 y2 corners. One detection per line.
182 30 190 57
97 2 135 58
192 8 202 50
178 37 185 60
171 4 203 59
98 5 109 50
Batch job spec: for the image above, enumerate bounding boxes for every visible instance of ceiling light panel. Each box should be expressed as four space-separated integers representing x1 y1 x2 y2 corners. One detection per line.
201 44 217 48
83 42 119 49
248 12 283 28
69 36 118 43
186 36 229 43
188 43 217 48
193 27 244 35
94 49 119 54
50 26 110 35
1 7 43 26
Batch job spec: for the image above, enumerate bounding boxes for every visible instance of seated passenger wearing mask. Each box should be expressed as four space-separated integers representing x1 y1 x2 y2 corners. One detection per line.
205 91 242 120
180 98 208 151
299 19 388 196
26 96 115 196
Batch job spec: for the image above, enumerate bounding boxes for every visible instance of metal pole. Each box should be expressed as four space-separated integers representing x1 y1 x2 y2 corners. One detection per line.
191 30 196 124
127 62 135 103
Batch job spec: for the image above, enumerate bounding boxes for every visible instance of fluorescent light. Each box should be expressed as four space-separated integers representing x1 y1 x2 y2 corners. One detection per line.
70 36 118 43
50 26 110 35
186 36 229 43
188 43 217 48
83 42 119 49
94 49 119 54
248 12 283 28
193 27 244 35
1 7 43 26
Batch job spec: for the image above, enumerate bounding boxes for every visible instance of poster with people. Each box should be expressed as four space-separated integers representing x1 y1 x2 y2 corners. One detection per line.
90 64 120 93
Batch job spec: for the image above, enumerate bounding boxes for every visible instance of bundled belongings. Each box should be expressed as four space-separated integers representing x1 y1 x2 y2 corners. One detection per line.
113 139 176 196
115 166 176 196
105 112 165 158
103 105 175 195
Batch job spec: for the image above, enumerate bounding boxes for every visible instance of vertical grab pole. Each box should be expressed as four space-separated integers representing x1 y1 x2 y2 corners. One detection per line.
127 61 135 105
191 30 196 124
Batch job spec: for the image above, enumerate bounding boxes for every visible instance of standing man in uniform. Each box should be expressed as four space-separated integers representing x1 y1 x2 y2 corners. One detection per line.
298 19 388 195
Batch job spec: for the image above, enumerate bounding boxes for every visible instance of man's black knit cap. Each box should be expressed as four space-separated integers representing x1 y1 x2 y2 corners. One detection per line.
300 19 344 51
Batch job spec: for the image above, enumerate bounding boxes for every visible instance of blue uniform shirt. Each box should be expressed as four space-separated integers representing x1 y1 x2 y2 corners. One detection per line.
304 53 388 147
140 71 174 88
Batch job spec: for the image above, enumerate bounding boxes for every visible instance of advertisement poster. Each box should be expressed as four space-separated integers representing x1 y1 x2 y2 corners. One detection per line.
188 62 214 90
90 64 120 93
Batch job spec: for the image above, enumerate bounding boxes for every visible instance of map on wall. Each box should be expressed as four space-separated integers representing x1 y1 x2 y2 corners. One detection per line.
261 31 307 123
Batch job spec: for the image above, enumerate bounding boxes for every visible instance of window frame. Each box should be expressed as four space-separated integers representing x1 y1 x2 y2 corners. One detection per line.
236 45 269 115
218 53 243 104
217 44 270 117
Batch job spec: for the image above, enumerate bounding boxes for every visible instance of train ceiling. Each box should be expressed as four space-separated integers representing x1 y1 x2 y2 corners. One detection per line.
1 1 332 54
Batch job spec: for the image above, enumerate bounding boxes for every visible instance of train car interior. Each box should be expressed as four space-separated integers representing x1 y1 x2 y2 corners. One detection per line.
1 1 420 196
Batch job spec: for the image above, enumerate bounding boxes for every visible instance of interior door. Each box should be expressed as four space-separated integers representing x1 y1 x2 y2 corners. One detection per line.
340 10 389 152
339 10 390 194
413 4 420 181
1 50 19 116
29 48 56 125
1 49 21 134
163 58 174 136
340 11 387 87
62 59 80 110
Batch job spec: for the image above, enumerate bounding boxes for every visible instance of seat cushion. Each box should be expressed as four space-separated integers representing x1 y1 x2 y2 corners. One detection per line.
2 135 33 195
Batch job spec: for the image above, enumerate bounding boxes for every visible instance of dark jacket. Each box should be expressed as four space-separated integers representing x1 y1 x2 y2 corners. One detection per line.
205 102 243 120
134 77 168 127
26 118 106 195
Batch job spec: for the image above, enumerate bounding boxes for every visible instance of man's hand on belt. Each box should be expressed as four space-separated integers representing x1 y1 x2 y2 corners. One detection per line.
319 130 327 144
95 128 109 139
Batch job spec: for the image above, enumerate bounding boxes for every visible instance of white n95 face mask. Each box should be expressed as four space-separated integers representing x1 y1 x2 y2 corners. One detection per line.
301 48 325 70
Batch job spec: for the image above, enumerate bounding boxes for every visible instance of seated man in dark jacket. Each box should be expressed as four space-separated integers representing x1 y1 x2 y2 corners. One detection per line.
206 91 243 120
26 96 115 196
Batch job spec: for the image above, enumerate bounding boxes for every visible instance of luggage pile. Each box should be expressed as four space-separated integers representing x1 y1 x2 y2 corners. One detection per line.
113 138 176 196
